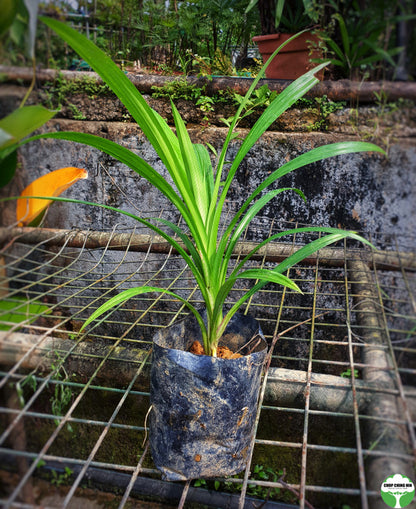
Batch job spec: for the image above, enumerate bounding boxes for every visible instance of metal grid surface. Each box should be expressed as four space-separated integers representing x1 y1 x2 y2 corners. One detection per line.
0 221 415 509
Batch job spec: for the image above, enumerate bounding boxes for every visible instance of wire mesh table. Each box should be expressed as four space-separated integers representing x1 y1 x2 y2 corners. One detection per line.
0 221 415 509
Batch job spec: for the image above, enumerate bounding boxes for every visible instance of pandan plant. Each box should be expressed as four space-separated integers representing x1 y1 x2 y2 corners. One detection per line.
19 18 383 356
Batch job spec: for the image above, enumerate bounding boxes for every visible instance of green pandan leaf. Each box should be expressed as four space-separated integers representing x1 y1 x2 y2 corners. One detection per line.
80 285 208 347
27 17 385 355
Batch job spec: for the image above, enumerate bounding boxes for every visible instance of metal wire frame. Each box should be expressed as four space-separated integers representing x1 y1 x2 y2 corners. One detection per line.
0 221 415 509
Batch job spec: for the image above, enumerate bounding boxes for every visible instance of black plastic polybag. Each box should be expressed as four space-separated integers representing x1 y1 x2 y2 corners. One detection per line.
149 312 267 481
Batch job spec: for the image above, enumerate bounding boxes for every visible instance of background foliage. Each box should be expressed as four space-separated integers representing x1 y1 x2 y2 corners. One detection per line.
0 0 415 80
31 0 260 74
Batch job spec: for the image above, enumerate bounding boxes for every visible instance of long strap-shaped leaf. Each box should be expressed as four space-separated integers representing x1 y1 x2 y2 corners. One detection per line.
23 132 183 213
171 102 210 226
212 33 311 189
40 17 213 260
80 285 207 345
22 131 209 255
213 269 302 330
219 141 385 255
206 33 317 247
212 141 383 286
207 63 327 253
229 226 356 277
6 194 207 293
213 187 306 290
238 142 386 216
215 230 372 338
227 64 328 178
39 17 185 210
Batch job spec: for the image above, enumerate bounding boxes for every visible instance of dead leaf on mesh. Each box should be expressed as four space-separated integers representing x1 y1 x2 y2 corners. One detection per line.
16 167 88 226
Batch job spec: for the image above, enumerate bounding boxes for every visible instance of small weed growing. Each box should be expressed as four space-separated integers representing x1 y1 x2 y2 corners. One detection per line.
42 73 110 119
51 466 73 486
296 95 346 131
151 78 202 102
151 78 235 121
221 84 278 128
15 350 75 432
67 103 86 120
340 368 359 378
193 464 284 501
16 371 37 407
49 352 74 430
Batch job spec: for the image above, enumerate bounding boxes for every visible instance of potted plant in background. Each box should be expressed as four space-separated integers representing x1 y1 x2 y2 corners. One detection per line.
246 0 323 79
318 1 416 81
10 17 384 482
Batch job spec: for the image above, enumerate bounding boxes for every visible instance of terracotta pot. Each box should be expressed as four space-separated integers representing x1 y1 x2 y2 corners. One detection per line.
252 31 323 80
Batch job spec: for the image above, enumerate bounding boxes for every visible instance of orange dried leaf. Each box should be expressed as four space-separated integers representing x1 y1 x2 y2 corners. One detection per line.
17 167 88 226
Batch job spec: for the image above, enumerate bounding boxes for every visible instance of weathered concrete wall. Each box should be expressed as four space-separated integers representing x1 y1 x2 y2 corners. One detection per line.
2 120 415 242
1 79 415 244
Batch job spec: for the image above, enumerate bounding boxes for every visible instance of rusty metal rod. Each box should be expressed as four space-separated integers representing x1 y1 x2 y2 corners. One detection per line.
1 227 415 271
1 65 416 102
1 330 415 420
348 259 415 509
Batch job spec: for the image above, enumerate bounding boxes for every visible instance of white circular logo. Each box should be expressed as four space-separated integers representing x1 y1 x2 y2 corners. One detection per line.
380 474 415 508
